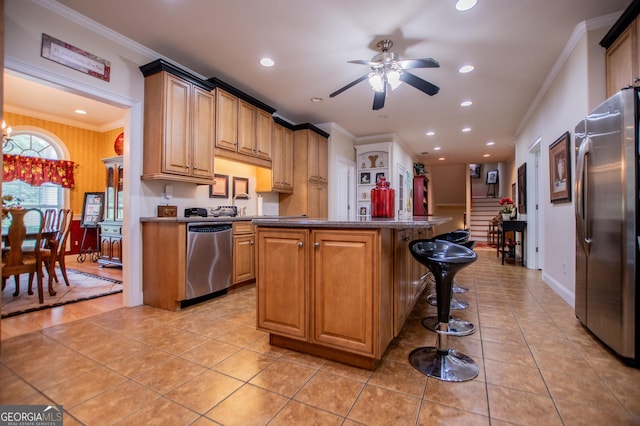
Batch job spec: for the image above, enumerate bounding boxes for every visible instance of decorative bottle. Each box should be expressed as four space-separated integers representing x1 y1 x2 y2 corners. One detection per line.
371 177 395 218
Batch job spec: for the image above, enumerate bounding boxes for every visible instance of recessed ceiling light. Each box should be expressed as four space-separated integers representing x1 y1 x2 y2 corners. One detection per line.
462 127 471 132
426 131 435 136
460 100 473 107
259 57 275 67
483 154 491 157
438 157 446 161
433 146 441 151
459 65 475 74
74 109 87 115
486 141 495 146
456 0 477 11
310 97 323 103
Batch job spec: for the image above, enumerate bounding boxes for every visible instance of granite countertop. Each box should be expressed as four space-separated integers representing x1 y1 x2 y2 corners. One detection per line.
139 215 298 223
250 216 451 229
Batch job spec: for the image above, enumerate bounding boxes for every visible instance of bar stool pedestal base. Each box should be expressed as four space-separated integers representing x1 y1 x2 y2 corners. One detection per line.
408 347 479 382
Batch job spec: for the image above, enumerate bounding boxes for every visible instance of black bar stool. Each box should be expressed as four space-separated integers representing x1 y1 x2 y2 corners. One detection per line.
408 239 479 381
422 239 477 336
425 230 471 309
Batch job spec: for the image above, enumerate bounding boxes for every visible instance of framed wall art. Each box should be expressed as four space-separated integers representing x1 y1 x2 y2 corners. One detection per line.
360 172 371 184
469 163 481 179
517 162 527 213
486 170 498 185
549 131 571 203
233 177 249 199
209 174 229 198
376 172 386 183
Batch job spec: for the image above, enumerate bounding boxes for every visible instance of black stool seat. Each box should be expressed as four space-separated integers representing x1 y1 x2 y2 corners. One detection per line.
408 239 479 381
432 229 470 244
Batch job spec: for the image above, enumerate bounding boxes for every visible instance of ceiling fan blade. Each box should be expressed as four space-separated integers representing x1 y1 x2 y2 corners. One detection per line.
399 71 440 96
397 58 440 69
329 74 369 98
372 86 386 110
347 60 376 66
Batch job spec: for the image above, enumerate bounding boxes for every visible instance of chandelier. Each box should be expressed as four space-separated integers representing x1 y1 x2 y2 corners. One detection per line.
2 120 15 151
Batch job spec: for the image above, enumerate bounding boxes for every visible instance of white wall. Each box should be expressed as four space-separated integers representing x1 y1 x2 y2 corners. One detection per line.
513 20 612 305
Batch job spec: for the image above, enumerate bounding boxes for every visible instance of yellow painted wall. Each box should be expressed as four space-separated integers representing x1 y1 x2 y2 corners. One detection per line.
3 111 123 214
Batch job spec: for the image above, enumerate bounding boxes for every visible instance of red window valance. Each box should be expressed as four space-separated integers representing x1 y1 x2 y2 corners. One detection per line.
2 154 75 189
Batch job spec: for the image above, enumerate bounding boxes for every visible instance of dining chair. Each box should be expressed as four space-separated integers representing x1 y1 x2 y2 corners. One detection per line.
52 208 73 286
43 208 57 232
1 208 54 303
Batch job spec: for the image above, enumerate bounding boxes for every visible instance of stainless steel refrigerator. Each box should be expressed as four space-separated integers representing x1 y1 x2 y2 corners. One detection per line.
574 87 639 365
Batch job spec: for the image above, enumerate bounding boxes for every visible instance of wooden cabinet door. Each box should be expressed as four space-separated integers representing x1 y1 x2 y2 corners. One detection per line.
257 228 308 340
163 74 191 175
233 234 255 284
256 108 273 161
317 136 328 182
307 131 320 180
110 236 123 263
393 229 412 336
215 89 238 152
281 127 294 189
237 100 257 156
308 183 327 218
311 230 376 356
191 86 215 179
606 22 636 98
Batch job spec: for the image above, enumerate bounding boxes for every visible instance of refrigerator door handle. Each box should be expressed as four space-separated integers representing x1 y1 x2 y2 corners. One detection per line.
575 137 592 254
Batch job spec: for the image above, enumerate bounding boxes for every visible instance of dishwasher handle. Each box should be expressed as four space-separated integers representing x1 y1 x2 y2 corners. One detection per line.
187 223 232 233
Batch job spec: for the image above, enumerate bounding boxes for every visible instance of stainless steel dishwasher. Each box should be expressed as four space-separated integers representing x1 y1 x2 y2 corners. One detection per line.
185 222 233 301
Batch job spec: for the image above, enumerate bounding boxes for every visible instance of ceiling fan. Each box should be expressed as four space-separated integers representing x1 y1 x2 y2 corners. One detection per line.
329 39 440 110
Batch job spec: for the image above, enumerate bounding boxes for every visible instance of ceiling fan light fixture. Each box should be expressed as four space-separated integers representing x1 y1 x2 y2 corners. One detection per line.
387 69 402 90
456 0 477 11
368 72 385 92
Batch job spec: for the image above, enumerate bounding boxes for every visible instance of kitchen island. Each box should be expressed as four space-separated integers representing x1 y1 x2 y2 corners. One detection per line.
252 216 450 370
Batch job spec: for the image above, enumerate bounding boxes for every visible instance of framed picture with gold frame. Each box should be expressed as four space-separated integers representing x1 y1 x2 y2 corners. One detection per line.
209 174 229 198
233 177 249 199
549 131 571 203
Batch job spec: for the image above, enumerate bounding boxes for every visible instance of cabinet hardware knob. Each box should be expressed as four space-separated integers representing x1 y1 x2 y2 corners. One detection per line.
404 237 410 241
297 241 303 248
250 241 255 245
314 242 320 248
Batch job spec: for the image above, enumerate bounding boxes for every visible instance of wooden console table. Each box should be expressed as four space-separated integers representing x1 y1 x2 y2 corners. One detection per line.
499 220 526 266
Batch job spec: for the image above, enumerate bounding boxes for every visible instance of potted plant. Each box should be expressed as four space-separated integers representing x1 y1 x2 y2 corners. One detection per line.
498 197 515 221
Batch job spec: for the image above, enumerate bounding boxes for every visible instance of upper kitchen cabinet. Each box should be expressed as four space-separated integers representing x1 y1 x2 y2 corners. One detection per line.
602 1 640 97
279 125 329 217
140 60 216 184
209 79 276 168
256 117 294 193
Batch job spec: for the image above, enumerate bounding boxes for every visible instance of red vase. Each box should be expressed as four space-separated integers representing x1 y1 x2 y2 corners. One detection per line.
371 177 395 218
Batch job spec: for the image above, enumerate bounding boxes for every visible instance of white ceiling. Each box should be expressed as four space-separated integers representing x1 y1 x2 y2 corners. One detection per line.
5 0 630 165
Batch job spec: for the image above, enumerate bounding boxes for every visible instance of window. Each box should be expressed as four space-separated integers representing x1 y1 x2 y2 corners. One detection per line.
3 132 64 213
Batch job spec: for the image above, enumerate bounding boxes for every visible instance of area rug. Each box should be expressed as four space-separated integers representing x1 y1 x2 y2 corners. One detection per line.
1 268 122 318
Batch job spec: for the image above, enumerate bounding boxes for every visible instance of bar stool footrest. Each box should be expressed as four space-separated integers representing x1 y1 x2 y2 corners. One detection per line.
421 315 475 336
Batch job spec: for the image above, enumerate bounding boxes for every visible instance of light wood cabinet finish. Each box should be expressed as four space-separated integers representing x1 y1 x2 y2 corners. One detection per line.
256 226 395 369
272 122 294 192
215 89 272 166
311 230 375 355
257 228 308 339
606 21 637 98
232 222 255 284
142 71 215 184
142 222 187 311
278 128 328 217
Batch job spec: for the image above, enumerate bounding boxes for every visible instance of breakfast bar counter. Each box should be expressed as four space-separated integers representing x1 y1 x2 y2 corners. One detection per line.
252 216 450 369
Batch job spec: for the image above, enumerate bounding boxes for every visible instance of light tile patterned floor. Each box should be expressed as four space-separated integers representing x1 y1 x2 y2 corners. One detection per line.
1 248 639 425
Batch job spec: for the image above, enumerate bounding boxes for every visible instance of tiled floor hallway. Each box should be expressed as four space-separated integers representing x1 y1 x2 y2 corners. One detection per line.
1 248 639 425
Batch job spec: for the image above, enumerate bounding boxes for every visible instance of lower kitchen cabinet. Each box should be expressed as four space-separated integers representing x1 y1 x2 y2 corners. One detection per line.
257 227 393 368
232 221 256 284
257 228 308 339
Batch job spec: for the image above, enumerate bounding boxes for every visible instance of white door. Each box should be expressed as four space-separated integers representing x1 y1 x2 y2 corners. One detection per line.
334 156 356 220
